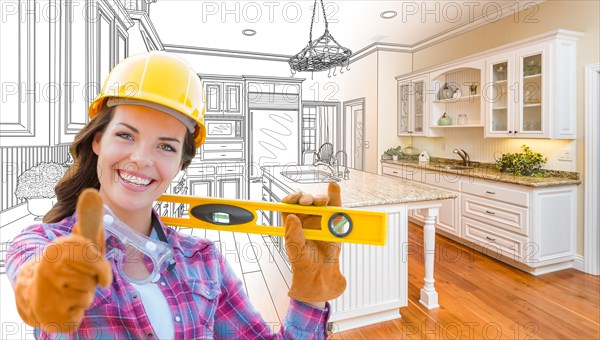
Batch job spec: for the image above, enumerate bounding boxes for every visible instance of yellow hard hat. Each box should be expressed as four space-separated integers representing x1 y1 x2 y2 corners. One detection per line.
89 51 206 148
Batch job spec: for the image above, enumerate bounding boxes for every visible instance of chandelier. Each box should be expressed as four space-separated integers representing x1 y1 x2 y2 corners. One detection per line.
289 0 352 77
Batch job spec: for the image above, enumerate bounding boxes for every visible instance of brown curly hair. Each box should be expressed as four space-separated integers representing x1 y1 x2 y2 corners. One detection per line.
44 106 197 223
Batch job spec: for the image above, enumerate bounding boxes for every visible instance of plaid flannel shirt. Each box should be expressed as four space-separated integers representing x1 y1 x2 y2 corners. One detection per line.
6 210 330 339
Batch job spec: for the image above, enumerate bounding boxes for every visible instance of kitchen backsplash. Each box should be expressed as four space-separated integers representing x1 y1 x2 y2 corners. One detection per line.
410 128 577 172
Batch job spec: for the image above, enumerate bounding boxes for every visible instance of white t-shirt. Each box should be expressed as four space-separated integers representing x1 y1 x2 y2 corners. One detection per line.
130 282 174 339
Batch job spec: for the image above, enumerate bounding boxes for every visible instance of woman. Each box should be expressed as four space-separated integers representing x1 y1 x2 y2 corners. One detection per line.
6 51 346 339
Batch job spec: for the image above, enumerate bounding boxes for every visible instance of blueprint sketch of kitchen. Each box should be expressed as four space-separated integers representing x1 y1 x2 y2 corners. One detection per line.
0 1 366 336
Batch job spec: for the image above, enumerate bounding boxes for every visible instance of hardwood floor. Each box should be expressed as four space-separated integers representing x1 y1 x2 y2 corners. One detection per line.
1 215 597 338
330 223 600 339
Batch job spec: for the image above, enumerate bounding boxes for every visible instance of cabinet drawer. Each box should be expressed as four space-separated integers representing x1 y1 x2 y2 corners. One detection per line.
186 165 216 176
462 217 527 262
203 142 243 151
462 194 529 236
462 180 529 207
202 151 243 161
382 165 409 179
422 170 461 191
382 165 460 191
217 164 244 175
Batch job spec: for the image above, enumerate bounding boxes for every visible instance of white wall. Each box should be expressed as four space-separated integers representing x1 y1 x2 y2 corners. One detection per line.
377 50 413 170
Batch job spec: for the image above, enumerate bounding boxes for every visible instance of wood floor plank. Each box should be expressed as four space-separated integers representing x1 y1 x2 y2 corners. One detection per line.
234 232 261 274
248 233 291 320
244 271 281 332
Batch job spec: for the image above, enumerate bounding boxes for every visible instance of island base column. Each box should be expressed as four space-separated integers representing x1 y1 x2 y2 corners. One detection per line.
419 207 440 309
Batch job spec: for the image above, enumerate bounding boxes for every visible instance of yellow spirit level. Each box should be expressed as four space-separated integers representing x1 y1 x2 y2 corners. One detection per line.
157 194 387 246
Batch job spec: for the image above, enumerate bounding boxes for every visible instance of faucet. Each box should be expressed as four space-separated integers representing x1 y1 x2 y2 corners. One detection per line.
313 150 349 180
334 150 350 180
453 149 470 166
313 159 338 178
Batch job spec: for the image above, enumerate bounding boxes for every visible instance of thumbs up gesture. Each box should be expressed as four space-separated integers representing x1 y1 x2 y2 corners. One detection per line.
14 188 112 333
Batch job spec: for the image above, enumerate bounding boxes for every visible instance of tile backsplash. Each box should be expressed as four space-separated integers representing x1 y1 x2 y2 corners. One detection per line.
411 128 577 172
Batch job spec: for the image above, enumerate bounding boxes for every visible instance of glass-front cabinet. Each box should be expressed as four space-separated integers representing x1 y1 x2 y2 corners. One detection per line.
486 52 512 136
397 75 428 136
519 47 546 135
485 44 550 138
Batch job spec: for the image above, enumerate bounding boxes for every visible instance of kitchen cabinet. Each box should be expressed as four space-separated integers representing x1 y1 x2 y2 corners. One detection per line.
200 141 244 162
200 75 245 115
382 162 577 275
186 162 246 200
461 179 576 273
484 31 580 139
394 29 580 140
189 177 215 198
397 75 430 136
217 177 242 199
382 164 460 236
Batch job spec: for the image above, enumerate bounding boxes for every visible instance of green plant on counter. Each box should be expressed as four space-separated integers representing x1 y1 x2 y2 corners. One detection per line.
384 146 403 159
495 145 547 177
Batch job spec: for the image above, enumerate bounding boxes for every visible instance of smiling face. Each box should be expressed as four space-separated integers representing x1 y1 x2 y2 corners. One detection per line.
92 104 187 219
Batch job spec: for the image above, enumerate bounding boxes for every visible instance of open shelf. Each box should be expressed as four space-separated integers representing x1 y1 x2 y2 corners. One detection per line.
431 124 484 128
523 102 541 107
434 94 481 104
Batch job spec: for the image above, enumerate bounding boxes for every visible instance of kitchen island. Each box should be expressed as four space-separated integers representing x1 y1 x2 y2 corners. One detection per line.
261 165 456 331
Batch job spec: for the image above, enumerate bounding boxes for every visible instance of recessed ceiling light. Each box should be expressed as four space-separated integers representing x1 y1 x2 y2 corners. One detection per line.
242 29 256 36
380 10 397 19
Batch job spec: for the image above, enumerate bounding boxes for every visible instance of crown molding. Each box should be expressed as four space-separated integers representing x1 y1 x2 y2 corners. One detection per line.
410 0 546 52
128 10 163 50
160 0 548 64
163 44 291 62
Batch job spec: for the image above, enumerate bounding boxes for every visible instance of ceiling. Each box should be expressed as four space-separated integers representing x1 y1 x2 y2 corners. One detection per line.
150 0 523 57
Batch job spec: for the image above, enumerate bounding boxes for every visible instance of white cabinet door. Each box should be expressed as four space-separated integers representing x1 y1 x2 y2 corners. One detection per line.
413 194 459 237
189 178 215 198
224 83 243 114
485 51 515 138
205 82 223 114
515 43 549 138
397 75 429 136
217 176 242 199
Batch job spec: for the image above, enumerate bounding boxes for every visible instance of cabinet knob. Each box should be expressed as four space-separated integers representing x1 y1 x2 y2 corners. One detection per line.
485 191 496 195
508 130 513 134
485 210 496 215
486 236 496 241
514 131 518 134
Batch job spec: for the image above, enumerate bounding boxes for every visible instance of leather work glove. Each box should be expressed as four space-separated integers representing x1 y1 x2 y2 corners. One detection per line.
14 188 112 333
281 182 347 303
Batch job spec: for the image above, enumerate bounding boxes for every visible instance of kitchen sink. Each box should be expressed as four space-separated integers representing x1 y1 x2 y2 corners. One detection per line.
431 164 474 170
280 170 340 183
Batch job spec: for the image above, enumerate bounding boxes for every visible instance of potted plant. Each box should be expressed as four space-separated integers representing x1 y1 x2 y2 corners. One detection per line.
384 147 402 161
15 162 67 220
470 84 478 95
495 145 547 177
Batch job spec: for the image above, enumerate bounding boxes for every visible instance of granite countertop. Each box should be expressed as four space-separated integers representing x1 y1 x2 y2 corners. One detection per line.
262 165 456 208
381 159 581 187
